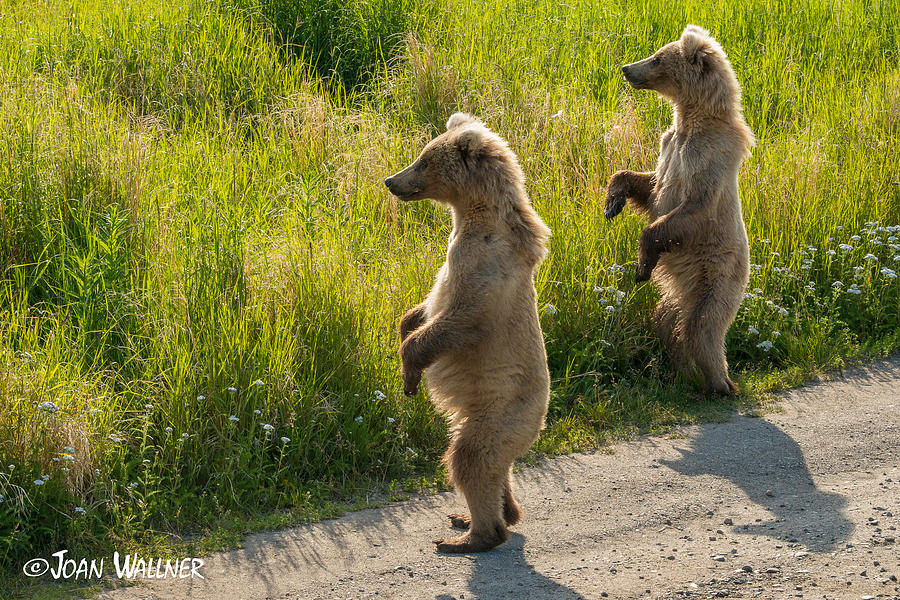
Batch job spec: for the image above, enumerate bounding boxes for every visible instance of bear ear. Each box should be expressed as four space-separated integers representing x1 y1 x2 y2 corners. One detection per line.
455 128 484 165
446 112 480 131
680 24 713 64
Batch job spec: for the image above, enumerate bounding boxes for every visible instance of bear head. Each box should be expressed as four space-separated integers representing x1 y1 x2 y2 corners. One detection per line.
384 113 524 207
621 25 741 116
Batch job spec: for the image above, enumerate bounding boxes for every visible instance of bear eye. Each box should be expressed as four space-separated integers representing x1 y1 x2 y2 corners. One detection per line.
651 57 661 66
417 159 428 170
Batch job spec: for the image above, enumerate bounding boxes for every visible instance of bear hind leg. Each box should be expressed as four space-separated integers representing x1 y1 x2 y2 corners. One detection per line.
447 475 521 530
653 295 690 372
681 284 741 396
436 434 510 553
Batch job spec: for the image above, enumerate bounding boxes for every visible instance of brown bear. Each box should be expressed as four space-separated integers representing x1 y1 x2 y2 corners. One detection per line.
605 25 754 396
384 113 551 553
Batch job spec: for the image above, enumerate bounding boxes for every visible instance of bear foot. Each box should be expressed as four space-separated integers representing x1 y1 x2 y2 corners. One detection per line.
448 513 471 529
434 529 508 553
448 507 522 530
705 376 738 396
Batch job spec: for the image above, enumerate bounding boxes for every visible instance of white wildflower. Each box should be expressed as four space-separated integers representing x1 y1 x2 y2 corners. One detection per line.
254 409 261 415
778 307 788 316
825 249 836 256
228 415 239 422
165 427 173 433
543 304 557 315
851 235 861 242
864 253 878 261
354 416 363 423
772 331 781 337
42 474 49 481
757 340 774 352
38 401 58 413
387 417 395 424
605 305 615 313
197 395 207 400
747 326 759 335
34 479 45 486
374 390 387 400
832 281 843 288
253 379 264 387
881 267 897 279
280 437 291 443
839 243 853 252
74 507 85 514
261 423 274 431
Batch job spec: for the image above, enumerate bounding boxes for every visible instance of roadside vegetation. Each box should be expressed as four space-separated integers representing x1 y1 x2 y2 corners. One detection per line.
1 0 898 593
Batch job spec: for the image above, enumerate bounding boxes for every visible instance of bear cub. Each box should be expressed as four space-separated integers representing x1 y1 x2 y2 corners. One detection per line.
605 25 755 395
385 113 551 553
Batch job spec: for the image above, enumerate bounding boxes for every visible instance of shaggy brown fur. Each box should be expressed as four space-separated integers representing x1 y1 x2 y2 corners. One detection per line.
605 25 754 396
385 113 551 553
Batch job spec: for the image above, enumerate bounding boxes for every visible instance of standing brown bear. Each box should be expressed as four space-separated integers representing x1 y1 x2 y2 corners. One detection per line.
385 113 551 553
605 25 754 396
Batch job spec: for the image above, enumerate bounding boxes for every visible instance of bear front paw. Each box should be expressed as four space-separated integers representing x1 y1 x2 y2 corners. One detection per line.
402 367 422 397
604 172 629 220
604 190 626 220
635 252 659 282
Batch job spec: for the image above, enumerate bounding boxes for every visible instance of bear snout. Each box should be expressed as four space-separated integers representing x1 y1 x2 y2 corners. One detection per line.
621 64 644 88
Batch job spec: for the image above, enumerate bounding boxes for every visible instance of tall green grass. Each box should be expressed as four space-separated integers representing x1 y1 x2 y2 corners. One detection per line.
1 0 898 585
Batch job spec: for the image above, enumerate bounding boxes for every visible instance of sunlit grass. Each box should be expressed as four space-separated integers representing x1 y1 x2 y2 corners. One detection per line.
1 0 898 588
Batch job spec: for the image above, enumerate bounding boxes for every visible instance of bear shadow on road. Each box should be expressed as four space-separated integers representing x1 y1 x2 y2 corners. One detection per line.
660 416 853 552
435 533 588 600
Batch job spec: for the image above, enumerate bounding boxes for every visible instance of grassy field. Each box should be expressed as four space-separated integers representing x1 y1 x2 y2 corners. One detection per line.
1 0 899 591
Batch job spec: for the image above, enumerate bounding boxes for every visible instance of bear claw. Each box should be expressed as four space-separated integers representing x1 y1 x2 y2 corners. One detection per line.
434 533 505 554
604 194 626 220
448 513 471 529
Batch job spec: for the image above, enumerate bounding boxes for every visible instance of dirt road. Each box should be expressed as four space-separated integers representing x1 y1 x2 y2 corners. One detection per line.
100 357 900 600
